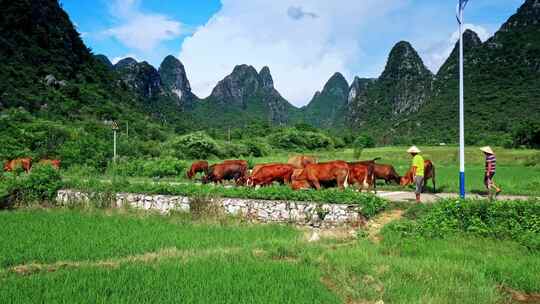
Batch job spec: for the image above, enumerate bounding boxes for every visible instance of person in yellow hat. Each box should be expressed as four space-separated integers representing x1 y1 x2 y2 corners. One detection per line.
407 146 424 203
480 146 501 199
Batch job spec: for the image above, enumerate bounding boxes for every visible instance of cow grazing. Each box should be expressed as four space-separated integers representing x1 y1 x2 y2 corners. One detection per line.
373 163 401 184
187 161 209 179
291 161 349 190
287 155 317 169
347 162 376 192
400 160 436 192
247 163 295 187
4 158 32 173
203 162 247 186
38 159 61 170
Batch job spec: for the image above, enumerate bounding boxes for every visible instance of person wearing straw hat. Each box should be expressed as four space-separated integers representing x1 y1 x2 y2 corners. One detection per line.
480 146 501 199
406 146 424 203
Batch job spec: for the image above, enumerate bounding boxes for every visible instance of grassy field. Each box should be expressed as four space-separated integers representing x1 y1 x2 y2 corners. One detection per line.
64 146 540 196
1 207 539 303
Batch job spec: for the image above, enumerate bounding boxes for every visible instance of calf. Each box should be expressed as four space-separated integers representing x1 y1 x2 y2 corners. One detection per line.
203 163 247 186
4 158 32 173
400 160 436 193
291 161 349 190
187 161 209 179
373 163 401 184
247 163 295 187
347 162 376 192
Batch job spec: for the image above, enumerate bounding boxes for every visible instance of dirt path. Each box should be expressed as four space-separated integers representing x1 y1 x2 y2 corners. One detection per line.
365 209 404 243
5 247 242 276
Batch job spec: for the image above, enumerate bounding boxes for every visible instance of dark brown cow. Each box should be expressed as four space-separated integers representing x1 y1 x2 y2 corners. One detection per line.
4 158 32 173
187 161 209 179
287 155 317 169
347 162 376 192
38 159 61 170
400 160 436 192
291 161 349 190
203 163 247 186
247 164 295 187
373 163 401 184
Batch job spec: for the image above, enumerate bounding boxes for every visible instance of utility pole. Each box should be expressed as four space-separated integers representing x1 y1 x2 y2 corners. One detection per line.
126 121 129 138
457 0 469 198
112 121 119 163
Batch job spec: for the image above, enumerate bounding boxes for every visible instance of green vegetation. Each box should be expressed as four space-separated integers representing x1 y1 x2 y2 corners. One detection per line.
1 203 539 303
0 163 63 208
387 199 540 250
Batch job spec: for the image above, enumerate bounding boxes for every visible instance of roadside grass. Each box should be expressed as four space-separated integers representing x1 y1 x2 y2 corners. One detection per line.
1 206 539 303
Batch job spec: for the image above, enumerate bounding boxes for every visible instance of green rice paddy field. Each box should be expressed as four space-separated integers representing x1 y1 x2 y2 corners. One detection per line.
1 208 539 303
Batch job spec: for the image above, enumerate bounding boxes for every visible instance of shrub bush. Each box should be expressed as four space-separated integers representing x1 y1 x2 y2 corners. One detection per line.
268 129 334 151
512 121 540 149
524 153 540 167
168 132 220 159
385 199 540 250
1 164 63 206
242 139 271 157
218 142 250 158
23 164 63 202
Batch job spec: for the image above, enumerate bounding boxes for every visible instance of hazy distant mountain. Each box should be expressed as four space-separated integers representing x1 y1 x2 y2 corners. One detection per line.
191 64 299 128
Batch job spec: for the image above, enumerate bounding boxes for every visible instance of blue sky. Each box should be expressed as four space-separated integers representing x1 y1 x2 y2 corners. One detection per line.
62 0 524 106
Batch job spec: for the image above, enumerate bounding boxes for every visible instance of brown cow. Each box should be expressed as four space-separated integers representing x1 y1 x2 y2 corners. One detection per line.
287 155 317 169
38 159 61 170
203 162 247 186
187 161 209 179
247 164 295 187
4 158 32 173
250 163 280 176
373 163 401 184
347 162 376 192
400 160 436 193
291 161 349 190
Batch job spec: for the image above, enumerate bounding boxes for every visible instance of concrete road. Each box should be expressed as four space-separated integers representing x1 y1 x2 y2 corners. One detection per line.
375 191 536 203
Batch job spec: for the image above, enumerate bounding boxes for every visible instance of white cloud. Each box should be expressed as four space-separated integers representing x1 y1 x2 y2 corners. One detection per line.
179 0 408 106
421 24 492 74
104 0 184 53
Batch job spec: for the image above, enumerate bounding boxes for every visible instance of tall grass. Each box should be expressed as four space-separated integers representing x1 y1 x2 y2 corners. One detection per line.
1 208 539 303
0 209 298 268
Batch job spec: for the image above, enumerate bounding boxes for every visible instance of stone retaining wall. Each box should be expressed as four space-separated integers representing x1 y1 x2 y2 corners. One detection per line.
56 190 365 227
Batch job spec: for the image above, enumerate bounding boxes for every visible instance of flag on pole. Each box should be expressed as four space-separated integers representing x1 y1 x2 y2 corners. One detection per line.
456 0 469 24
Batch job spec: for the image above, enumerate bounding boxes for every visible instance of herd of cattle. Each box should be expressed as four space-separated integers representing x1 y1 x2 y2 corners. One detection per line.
3 155 436 193
3 157 61 173
188 156 436 192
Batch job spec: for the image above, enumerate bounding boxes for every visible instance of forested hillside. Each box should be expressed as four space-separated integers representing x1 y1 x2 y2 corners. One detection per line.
1 0 539 169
